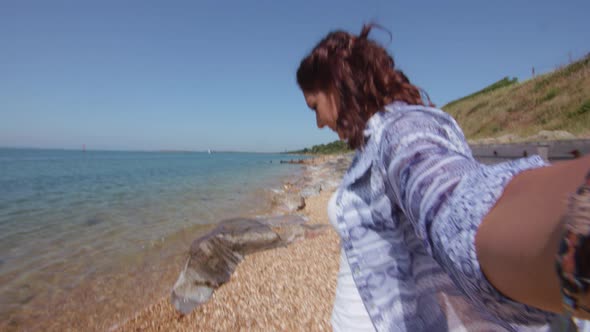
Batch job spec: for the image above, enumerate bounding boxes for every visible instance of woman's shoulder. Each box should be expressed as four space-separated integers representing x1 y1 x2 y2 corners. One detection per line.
382 102 459 128
374 103 466 143
365 103 471 163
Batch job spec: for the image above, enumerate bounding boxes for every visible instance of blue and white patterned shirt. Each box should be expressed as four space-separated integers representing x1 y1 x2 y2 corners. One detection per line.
332 102 586 331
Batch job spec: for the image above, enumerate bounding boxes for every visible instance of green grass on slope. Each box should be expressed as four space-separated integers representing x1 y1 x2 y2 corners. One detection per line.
288 140 351 155
442 54 590 140
443 77 519 110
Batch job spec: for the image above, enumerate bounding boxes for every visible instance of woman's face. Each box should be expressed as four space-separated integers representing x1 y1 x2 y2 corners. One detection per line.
303 90 343 139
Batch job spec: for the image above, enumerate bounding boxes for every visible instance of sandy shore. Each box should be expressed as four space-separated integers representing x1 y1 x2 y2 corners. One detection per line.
114 155 350 331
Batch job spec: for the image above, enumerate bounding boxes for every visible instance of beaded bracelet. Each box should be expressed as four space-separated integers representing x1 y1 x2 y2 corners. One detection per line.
555 171 590 317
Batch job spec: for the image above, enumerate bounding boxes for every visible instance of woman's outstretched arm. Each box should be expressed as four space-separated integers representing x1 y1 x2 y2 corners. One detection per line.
476 154 590 317
379 107 590 320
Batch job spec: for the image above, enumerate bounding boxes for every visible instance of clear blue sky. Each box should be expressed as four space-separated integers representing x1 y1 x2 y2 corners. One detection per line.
1 1 588 152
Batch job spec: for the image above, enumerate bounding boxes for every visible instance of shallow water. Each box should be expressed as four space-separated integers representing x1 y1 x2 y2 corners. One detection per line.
0 148 305 330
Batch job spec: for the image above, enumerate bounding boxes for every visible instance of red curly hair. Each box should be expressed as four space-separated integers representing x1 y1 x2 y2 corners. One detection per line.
297 24 429 149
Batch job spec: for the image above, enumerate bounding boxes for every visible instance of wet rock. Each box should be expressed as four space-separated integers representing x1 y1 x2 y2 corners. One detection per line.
171 215 327 315
85 216 102 226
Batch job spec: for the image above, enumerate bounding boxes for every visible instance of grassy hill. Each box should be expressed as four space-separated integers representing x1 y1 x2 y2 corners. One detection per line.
442 54 590 142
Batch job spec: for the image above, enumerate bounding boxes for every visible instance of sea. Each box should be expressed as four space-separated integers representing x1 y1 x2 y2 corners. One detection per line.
0 148 307 330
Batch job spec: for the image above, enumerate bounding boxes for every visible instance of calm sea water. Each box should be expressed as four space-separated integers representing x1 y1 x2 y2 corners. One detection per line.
0 148 304 327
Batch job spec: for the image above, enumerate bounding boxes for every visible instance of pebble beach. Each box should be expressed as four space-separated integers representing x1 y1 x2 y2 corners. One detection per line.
116 189 340 331
114 154 351 331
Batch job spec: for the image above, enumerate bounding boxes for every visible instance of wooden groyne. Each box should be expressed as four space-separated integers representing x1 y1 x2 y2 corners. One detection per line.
470 139 590 161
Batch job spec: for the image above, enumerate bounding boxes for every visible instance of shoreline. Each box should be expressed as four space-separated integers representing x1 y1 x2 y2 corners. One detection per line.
0 153 347 331
113 154 351 331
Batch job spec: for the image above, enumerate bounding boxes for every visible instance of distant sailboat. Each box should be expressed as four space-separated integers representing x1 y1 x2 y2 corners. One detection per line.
208 149 212 154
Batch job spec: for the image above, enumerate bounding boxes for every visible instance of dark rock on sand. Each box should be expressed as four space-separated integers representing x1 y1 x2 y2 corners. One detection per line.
85 216 102 226
170 215 327 315
297 196 306 210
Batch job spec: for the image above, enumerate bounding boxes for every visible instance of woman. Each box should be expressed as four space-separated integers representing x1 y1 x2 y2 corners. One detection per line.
296 24 590 331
